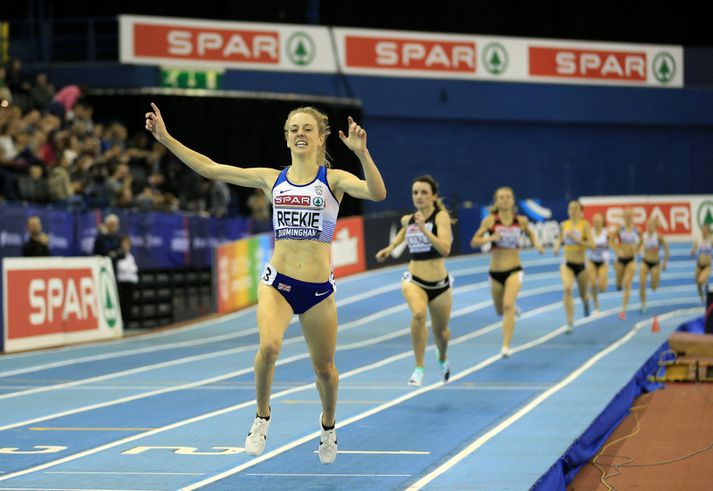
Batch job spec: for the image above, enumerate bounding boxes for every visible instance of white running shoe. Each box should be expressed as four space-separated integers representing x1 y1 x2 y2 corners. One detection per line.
436 349 450 383
318 413 338 464
408 368 424 387
245 415 270 456
501 346 511 358
565 323 574 334
439 360 450 383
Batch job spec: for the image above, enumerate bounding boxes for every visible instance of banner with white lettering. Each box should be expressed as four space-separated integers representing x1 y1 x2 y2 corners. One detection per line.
580 195 713 242
119 15 683 87
118 15 683 88
1 257 123 353
334 27 682 87
119 15 336 73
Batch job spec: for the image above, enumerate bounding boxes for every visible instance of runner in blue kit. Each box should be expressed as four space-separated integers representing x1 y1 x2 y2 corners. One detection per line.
613 208 640 320
145 103 386 464
376 175 454 387
587 213 612 314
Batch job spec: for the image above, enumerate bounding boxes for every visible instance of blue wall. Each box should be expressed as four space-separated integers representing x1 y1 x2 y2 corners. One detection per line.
38 64 713 213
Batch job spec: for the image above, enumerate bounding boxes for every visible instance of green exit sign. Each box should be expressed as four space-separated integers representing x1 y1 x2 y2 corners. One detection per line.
160 69 222 89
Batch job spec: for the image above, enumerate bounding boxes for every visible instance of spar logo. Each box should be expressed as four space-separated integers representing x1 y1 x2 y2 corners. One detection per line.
99 266 120 328
286 32 315 66
697 201 713 230
652 52 676 84
6 268 100 337
482 42 508 75
133 23 280 63
313 196 324 207
584 203 691 235
274 195 311 206
345 35 476 72
530 46 646 81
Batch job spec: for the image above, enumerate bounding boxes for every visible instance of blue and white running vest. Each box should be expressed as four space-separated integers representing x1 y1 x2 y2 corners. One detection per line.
642 231 660 251
589 229 610 262
272 166 339 244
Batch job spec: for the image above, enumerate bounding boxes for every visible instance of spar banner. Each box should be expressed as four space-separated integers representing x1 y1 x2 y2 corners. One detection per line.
119 14 336 73
580 195 713 242
119 15 683 88
1 257 123 353
335 27 682 87
215 233 273 314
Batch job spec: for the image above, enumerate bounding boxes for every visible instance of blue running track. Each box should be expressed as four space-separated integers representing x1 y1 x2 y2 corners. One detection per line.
0 246 703 490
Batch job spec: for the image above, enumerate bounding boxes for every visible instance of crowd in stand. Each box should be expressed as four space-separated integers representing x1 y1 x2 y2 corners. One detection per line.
0 58 248 218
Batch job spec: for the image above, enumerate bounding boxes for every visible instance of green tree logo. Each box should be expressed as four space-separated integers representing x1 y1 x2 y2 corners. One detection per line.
482 42 509 75
286 32 316 67
652 52 676 84
697 201 713 230
99 266 120 328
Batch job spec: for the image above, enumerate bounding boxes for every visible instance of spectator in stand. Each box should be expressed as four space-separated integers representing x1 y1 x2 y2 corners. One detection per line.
135 186 157 211
30 73 55 112
115 235 139 327
18 164 48 203
5 59 31 111
50 84 87 121
22 216 51 257
71 99 94 136
14 127 44 171
101 122 128 152
106 161 133 207
48 153 74 201
93 213 122 261
84 162 111 209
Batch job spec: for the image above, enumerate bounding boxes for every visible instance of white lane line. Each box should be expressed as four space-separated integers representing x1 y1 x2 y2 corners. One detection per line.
342 384 555 391
311 450 430 455
44 471 204 475
405 306 702 490
177 297 700 490
0 488 163 491
245 473 411 477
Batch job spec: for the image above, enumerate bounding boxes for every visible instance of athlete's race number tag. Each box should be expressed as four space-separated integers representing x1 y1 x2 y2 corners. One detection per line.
261 263 277 285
